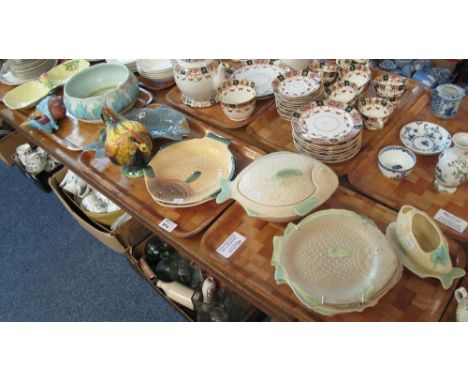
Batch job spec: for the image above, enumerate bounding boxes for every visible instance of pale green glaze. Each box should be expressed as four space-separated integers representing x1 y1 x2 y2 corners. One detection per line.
215 178 232 203
328 248 350 257
293 196 317 216
275 168 303 178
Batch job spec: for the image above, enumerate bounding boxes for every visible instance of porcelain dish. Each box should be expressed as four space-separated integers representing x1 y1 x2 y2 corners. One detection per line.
231 59 287 99
326 80 358 105
44 59 90 87
378 145 416 179
400 121 452 155
272 209 402 315
145 133 235 206
386 221 465 289
0 59 58 85
216 151 338 222
63 63 139 123
341 69 371 93
357 96 394 130
217 80 257 121
106 59 137 72
308 61 338 85
373 73 408 100
3 81 51 110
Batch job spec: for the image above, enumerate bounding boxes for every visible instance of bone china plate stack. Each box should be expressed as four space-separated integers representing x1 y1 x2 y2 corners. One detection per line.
272 70 325 120
291 100 363 164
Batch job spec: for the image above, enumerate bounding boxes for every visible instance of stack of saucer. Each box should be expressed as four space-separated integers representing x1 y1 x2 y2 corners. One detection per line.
136 59 174 90
9 59 57 81
272 70 324 120
291 100 363 164
105 59 137 72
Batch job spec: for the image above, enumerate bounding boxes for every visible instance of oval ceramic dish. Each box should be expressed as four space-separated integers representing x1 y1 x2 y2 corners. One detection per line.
399 121 452 155
64 63 139 123
2 81 51 110
44 59 90 87
216 152 338 222
145 133 236 207
272 209 402 315
386 221 465 289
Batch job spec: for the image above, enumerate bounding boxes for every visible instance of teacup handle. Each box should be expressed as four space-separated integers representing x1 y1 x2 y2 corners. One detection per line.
77 185 92 199
455 287 468 303
376 118 384 130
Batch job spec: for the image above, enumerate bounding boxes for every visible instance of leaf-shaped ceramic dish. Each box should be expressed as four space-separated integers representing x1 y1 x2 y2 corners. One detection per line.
145 133 236 206
44 59 90 87
272 209 402 314
386 222 465 289
216 151 338 222
3 81 51 110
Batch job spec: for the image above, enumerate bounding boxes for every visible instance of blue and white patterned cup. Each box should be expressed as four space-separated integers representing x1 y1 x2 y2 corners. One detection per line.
432 83 465 119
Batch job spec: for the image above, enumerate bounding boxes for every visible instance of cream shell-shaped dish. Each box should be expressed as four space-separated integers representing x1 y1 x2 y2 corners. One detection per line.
216 151 338 222
3 80 51 110
145 133 235 206
395 205 460 277
386 222 465 289
272 209 402 315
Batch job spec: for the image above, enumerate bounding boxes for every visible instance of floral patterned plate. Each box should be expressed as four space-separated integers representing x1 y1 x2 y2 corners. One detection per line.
400 121 452 155
272 70 321 98
232 59 288 98
291 100 363 145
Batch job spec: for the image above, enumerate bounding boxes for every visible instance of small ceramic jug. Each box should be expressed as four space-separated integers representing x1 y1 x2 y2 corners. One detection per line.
432 83 465 119
395 205 452 275
81 191 108 214
16 143 33 166
455 287 468 322
434 132 468 193
60 170 90 197
24 151 47 175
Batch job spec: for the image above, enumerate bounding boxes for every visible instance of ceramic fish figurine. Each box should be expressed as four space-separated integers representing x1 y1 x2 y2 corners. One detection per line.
101 106 153 178
23 95 67 133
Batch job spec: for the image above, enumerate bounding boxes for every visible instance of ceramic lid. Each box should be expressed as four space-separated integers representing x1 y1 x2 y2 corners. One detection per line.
216 152 338 222
273 209 402 308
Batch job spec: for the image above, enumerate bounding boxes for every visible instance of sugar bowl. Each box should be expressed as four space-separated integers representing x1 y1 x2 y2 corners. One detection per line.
217 80 257 121
357 96 394 130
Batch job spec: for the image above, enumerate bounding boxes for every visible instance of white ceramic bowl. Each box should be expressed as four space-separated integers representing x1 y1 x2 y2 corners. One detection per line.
378 145 416 179
217 80 256 121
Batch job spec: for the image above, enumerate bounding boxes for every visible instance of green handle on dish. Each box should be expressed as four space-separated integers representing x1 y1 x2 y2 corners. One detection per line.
206 132 231 146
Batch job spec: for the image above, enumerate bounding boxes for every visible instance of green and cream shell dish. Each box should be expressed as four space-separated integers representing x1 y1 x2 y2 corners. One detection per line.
216 151 338 222
385 205 465 289
272 209 402 316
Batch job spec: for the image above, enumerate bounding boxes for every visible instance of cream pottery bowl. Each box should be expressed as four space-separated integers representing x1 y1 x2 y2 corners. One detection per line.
218 80 256 121
395 205 452 275
216 151 338 222
280 59 310 71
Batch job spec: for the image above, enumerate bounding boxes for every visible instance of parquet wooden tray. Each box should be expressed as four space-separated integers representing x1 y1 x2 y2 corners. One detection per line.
200 186 466 321
78 104 264 238
440 273 468 322
165 86 274 130
245 70 426 176
349 93 468 242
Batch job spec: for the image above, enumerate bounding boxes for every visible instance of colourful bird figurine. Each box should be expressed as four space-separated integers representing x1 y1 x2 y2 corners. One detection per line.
101 105 154 178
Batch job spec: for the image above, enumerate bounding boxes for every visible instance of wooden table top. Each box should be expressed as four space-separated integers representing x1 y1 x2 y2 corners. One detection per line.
1 62 466 321
349 93 468 242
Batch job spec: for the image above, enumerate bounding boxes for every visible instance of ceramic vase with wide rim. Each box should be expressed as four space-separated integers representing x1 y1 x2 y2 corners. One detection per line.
434 132 468 193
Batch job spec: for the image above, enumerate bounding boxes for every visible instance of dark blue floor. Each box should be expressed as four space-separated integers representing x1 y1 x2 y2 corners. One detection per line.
0 160 185 321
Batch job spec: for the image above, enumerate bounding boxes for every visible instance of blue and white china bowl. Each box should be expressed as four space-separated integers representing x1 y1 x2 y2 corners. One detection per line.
379 60 397 72
400 121 452 155
412 59 432 72
64 63 139 123
431 83 465 120
412 70 437 89
378 145 416 180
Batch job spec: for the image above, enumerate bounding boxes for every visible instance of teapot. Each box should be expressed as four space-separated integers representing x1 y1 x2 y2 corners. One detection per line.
172 59 228 108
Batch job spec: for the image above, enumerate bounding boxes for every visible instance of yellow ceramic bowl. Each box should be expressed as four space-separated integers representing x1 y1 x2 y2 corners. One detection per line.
79 204 124 227
3 81 51 110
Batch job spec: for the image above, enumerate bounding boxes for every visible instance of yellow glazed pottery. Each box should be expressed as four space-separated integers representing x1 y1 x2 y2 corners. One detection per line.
395 205 451 274
145 133 235 206
3 81 51 110
44 59 90 87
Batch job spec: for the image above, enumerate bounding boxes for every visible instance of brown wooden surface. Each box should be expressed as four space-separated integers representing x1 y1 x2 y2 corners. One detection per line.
440 273 468 322
245 70 426 176
349 93 468 242
165 86 274 130
200 186 466 321
78 104 264 238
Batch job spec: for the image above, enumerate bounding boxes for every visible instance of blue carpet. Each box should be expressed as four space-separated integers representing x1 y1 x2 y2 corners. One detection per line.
0 160 185 321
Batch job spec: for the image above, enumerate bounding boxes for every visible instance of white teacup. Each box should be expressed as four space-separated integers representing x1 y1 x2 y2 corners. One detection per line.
60 170 91 197
82 191 109 214
357 97 394 130
455 287 468 322
24 152 47 175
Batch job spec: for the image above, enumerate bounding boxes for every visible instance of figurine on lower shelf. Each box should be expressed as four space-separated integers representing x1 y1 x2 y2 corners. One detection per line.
23 95 67 133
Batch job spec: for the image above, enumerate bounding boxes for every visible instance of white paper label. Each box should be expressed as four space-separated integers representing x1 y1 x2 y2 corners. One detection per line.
434 209 468 234
216 232 246 259
159 218 178 233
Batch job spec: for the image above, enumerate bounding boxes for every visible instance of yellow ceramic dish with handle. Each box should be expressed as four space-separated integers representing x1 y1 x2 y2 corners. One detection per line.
2 80 51 110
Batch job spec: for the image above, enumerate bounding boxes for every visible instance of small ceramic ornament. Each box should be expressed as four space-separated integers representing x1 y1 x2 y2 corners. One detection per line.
24 96 67 133
202 277 217 304
455 287 468 322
